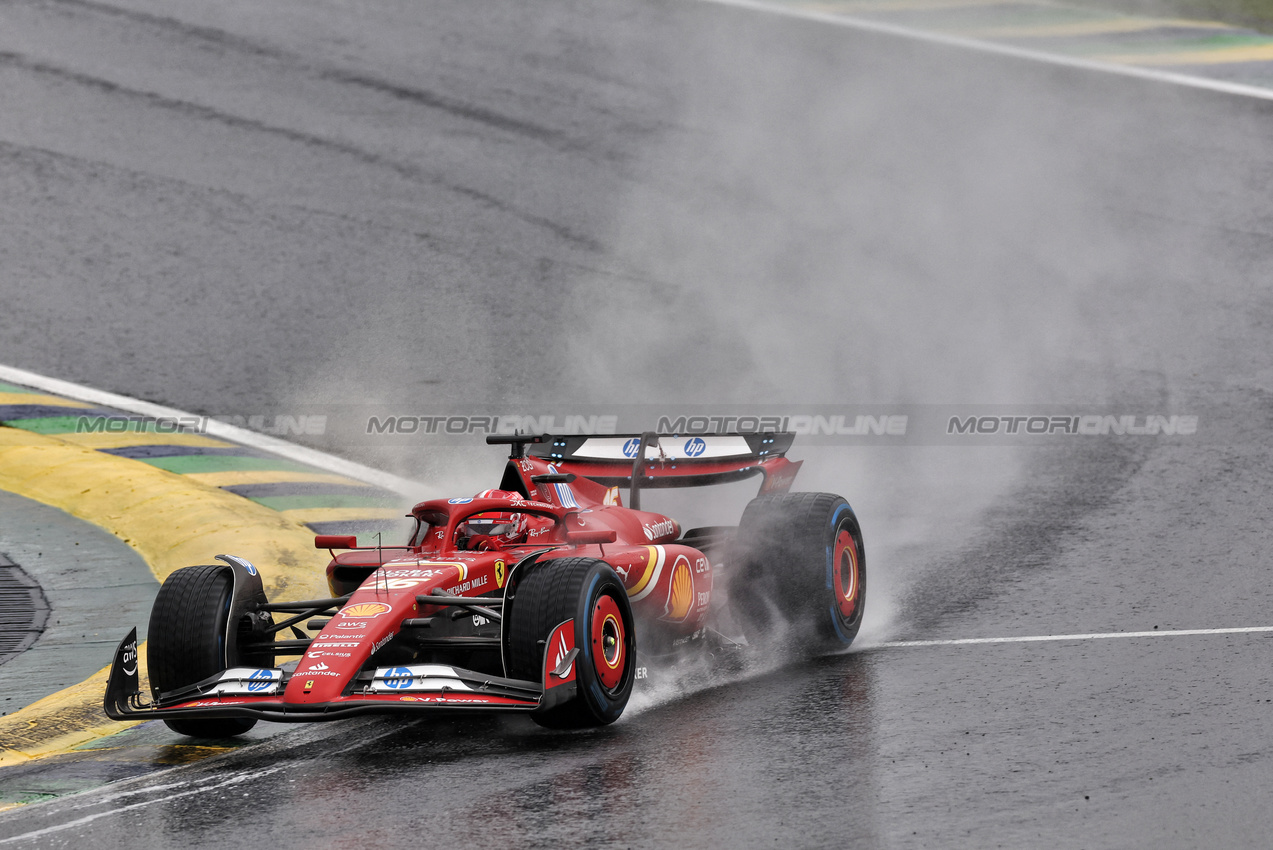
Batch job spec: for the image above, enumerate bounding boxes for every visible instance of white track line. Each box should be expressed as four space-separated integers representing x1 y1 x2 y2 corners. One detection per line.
0 767 282 844
0 363 420 496
697 0 1273 103
876 625 1273 648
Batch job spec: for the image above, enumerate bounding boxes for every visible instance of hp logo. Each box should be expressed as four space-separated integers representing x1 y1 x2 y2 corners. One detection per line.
384 667 414 690
247 669 274 692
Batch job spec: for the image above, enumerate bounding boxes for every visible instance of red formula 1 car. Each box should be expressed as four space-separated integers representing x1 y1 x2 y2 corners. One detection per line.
104 432 865 735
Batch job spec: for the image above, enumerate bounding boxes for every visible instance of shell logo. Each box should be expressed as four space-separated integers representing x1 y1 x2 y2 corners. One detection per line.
341 602 391 619
666 556 694 621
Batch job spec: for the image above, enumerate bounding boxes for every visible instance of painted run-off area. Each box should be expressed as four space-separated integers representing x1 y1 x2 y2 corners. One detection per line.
778 0 1273 71
0 376 418 790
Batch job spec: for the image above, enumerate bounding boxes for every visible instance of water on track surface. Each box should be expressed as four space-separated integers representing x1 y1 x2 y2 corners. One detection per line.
2 0 1273 846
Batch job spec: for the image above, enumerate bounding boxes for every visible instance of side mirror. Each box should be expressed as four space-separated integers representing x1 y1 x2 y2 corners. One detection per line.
315 534 358 550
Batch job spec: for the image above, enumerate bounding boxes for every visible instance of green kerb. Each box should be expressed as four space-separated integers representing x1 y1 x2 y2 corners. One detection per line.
1 416 94 434
140 455 320 474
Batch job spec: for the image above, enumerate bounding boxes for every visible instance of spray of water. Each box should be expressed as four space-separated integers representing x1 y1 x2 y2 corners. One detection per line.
275 2 1188 711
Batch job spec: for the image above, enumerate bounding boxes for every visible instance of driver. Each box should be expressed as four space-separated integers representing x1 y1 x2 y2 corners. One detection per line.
457 490 552 550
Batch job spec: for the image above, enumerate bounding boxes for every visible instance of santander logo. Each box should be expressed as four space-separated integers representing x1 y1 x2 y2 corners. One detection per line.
642 519 676 541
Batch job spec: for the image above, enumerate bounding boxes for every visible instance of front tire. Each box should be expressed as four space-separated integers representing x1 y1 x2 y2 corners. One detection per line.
147 564 262 737
505 557 636 729
731 492 865 654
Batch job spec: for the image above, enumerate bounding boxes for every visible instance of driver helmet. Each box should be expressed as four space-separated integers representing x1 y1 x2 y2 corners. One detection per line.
460 490 529 550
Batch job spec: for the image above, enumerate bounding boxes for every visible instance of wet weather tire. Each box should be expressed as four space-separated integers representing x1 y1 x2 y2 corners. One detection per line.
505 557 636 729
147 564 259 738
731 492 865 654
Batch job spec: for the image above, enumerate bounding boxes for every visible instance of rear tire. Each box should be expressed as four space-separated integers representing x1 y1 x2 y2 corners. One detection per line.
731 492 865 654
147 565 262 737
505 557 636 729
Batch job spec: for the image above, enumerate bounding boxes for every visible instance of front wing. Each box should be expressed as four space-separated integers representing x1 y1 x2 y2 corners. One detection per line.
104 625 581 724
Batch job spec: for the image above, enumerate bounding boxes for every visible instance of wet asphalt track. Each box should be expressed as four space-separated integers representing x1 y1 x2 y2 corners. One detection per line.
4 0 1273 846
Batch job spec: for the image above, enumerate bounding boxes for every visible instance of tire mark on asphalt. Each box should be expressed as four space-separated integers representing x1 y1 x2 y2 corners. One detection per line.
0 51 413 175
897 436 1156 635
34 0 569 145
317 67 567 145
0 136 445 250
0 51 602 252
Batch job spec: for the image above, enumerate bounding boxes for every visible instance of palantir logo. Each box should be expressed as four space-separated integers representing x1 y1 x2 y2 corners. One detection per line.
247 669 274 692
684 437 706 457
384 667 413 690
622 438 641 458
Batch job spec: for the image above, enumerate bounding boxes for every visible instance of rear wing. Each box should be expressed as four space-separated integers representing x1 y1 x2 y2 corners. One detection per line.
491 432 802 509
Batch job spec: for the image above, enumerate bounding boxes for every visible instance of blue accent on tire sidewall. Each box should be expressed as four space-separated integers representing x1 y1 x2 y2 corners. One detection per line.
829 603 854 643
581 570 624 718
827 502 854 643
580 571 603 673
827 503 851 591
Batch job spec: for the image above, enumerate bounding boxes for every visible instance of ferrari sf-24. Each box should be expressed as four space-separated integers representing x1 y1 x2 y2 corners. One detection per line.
104 432 865 734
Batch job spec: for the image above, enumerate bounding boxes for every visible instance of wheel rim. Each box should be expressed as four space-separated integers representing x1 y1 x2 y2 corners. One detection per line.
832 527 860 620
591 592 626 691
